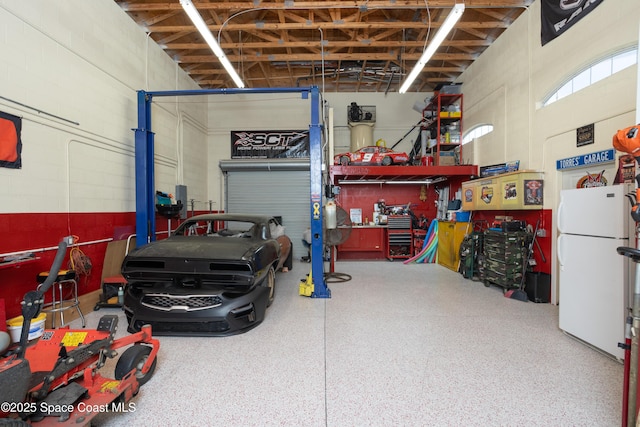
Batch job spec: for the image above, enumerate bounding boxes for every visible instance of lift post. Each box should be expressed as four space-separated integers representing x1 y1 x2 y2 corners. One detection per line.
308 86 330 298
133 86 330 298
134 90 155 245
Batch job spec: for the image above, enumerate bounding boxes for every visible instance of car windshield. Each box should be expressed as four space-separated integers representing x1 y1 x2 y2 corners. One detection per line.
174 219 258 238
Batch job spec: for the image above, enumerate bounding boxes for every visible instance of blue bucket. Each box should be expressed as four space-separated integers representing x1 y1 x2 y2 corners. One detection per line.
456 211 471 222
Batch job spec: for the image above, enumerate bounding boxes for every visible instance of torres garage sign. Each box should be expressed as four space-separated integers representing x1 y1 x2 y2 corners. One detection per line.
556 149 615 170
231 130 309 159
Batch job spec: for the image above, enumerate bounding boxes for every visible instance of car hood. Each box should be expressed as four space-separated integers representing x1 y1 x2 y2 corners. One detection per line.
126 236 262 261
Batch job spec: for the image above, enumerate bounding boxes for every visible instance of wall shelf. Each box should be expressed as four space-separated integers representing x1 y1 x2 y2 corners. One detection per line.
330 165 478 184
0 255 40 270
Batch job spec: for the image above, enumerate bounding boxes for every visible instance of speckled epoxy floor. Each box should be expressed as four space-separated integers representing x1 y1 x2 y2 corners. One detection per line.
81 261 622 427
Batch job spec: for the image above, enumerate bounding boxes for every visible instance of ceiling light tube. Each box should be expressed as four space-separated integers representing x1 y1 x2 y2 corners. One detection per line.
399 3 465 94
180 0 245 88
337 177 448 185
337 180 383 185
385 178 448 185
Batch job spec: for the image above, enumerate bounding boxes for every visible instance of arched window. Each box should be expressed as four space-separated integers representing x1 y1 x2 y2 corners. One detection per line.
543 46 637 107
463 124 494 144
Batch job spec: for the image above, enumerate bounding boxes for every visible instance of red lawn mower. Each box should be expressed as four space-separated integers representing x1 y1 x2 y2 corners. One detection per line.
0 240 160 426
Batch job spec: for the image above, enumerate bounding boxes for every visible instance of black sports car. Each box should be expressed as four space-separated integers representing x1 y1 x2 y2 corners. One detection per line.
121 213 292 336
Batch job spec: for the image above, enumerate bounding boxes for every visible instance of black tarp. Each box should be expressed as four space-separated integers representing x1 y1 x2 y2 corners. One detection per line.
541 0 604 46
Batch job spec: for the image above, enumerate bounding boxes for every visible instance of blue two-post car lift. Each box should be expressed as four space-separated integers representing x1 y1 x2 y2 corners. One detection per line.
133 86 330 298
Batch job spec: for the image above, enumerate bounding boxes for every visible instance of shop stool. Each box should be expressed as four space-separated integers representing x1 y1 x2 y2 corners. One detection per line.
94 274 127 310
36 269 85 328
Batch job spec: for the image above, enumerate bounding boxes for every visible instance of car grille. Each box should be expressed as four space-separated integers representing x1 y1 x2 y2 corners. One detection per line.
141 294 223 311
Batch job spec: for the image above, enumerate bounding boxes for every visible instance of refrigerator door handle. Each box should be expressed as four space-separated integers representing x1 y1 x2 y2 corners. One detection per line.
557 234 565 266
557 202 565 234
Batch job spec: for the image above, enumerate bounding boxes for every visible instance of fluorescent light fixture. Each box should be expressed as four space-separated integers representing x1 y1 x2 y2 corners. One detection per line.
399 3 465 93
337 180 383 185
337 177 448 185
386 177 448 185
180 0 245 88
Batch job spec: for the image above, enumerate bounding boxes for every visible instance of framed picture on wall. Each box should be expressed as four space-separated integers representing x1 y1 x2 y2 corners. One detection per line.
0 111 22 169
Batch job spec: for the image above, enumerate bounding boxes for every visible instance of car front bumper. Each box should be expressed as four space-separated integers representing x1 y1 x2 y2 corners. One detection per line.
123 285 269 336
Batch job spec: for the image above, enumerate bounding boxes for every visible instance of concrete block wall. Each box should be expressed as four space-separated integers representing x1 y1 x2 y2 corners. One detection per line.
0 1 206 217
0 0 208 318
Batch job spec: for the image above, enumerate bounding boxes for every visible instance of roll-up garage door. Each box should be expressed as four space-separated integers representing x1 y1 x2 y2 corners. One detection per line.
220 159 310 262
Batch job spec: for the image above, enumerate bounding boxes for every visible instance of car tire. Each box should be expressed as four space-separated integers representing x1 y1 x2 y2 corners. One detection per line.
382 156 392 166
265 266 276 307
340 156 350 166
284 244 293 270
115 344 157 387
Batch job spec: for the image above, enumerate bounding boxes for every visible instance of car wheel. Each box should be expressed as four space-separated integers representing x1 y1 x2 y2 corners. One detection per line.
340 156 350 166
382 156 392 166
115 344 157 387
264 266 276 307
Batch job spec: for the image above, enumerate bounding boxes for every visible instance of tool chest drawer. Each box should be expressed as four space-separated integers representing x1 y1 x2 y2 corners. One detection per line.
387 215 413 260
482 230 530 290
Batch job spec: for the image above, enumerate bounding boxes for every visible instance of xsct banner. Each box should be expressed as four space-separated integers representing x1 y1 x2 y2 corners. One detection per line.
541 0 604 46
231 130 309 159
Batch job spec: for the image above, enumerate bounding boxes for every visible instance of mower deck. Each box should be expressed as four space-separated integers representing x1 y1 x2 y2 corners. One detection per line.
1 315 159 426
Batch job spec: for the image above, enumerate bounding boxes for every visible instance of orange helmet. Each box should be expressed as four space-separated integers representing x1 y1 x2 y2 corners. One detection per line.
613 125 640 157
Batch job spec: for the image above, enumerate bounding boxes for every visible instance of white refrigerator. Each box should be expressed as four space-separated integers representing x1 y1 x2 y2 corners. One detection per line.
557 183 634 359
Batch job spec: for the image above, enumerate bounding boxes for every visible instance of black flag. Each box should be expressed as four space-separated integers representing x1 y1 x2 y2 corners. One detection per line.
541 0 604 46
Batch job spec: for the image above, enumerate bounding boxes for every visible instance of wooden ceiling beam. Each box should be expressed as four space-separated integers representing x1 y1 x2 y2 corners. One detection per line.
179 52 475 63
187 64 461 74
147 20 509 34
457 27 492 40
165 39 492 50
116 0 529 91
119 1 533 12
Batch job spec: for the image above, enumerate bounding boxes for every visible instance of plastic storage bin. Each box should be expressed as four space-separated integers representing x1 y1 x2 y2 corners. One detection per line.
456 211 471 222
6 312 46 343
525 272 551 303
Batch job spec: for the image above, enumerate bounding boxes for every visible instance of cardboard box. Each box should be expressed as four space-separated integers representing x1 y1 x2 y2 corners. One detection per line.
437 151 456 166
438 156 456 166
